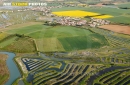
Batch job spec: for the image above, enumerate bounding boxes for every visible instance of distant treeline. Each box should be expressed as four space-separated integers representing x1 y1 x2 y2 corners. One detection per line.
102 3 115 5
119 7 130 9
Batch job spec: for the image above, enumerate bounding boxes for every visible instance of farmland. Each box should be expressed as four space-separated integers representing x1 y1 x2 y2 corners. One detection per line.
0 1 130 85
58 34 108 51
6 25 92 38
99 25 130 35
52 10 113 19
3 24 109 52
36 38 65 52
51 7 130 24
4 37 36 53
116 2 130 8
52 10 100 18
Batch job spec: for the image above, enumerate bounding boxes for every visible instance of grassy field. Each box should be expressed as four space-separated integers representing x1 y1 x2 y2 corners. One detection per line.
36 38 65 52
4 37 36 53
6 25 93 38
4 24 109 52
0 32 9 41
107 16 130 24
0 54 9 85
6 24 51 35
28 26 93 38
3 22 43 31
0 36 18 48
116 2 130 8
58 34 109 51
27 25 108 51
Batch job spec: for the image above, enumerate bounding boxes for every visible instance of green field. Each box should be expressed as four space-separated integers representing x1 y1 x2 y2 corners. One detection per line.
4 24 109 52
0 36 18 48
58 34 108 51
28 26 93 38
36 38 65 52
0 32 9 41
107 16 130 24
116 2 130 8
4 37 36 53
7 25 93 38
6 24 51 35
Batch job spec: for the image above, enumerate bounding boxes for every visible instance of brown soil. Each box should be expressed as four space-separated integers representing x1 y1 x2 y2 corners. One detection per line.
0 54 9 85
0 54 8 75
99 25 130 35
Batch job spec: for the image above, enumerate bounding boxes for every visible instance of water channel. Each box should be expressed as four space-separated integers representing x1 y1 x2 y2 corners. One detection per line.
0 52 21 85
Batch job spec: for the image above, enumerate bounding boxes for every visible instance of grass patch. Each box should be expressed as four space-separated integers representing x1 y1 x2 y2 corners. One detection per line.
0 36 18 48
36 38 65 52
6 24 51 35
58 34 109 51
0 32 9 41
116 2 130 8
28 26 93 38
5 37 36 53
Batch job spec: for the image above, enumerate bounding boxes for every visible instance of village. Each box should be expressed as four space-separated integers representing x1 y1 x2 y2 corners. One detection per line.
0 4 111 29
29 6 111 27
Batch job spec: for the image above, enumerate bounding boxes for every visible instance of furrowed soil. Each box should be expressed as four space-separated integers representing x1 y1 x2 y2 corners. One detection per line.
99 25 130 35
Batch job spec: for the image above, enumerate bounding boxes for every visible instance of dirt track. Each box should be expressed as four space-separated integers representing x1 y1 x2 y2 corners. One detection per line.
99 25 130 35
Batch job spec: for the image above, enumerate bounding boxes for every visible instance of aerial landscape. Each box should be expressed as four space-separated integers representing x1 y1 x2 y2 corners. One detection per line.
0 0 130 85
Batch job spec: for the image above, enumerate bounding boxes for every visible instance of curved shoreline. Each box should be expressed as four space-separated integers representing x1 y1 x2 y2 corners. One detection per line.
0 52 21 85
0 54 9 85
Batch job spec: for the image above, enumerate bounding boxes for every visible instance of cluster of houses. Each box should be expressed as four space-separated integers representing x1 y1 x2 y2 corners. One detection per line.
42 15 110 27
88 18 110 27
54 17 87 26
30 6 62 16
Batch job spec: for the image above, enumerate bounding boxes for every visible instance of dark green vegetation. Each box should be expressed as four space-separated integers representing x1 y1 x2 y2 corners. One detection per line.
58 34 108 51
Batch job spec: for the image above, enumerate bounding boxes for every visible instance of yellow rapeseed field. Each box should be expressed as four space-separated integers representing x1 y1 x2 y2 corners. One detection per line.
92 15 113 19
52 10 113 19
52 10 99 18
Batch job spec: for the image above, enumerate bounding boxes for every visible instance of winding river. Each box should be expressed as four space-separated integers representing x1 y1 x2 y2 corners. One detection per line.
0 52 21 85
